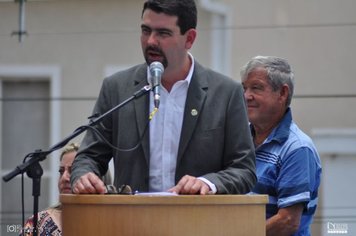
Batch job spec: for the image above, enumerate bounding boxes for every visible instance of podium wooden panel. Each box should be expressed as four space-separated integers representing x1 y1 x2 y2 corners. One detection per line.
60 194 268 236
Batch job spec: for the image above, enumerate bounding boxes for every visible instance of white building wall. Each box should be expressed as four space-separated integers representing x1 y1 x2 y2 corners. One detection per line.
0 0 355 235
312 129 356 235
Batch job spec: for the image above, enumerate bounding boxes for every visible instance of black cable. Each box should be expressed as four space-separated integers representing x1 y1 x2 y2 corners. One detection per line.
21 173 25 235
80 117 150 153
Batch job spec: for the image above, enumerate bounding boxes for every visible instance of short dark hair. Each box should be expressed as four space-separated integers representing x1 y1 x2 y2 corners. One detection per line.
142 0 197 34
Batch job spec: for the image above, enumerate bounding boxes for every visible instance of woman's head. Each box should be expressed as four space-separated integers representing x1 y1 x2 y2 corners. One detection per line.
58 143 79 194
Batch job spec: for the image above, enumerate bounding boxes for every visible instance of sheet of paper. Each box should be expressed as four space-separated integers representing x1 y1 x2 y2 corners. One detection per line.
134 192 178 196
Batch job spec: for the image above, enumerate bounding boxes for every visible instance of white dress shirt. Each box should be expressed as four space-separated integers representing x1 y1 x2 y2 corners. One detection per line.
147 54 216 193
148 56 192 192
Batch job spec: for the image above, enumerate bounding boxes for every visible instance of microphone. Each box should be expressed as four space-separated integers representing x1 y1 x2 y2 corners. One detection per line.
149 61 164 109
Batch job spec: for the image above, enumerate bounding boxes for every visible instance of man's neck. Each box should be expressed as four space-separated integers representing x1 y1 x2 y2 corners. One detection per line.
162 55 192 92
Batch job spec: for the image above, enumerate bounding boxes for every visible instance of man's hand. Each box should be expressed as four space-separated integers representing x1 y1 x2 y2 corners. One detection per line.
168 175 211 195
72 172 106 194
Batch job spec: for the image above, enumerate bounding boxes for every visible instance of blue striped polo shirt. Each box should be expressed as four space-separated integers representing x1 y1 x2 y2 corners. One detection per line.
250 108 322 236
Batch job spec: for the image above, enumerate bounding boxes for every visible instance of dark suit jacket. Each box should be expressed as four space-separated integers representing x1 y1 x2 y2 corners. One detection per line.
71 61 256 194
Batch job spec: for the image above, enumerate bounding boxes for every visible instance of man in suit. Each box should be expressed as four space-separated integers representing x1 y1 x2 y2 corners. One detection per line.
71 0 256 195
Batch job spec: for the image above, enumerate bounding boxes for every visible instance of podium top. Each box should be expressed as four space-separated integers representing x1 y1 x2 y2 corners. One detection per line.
60 194 268 205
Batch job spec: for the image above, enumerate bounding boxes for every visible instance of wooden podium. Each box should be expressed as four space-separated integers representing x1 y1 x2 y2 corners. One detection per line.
60 194 268 236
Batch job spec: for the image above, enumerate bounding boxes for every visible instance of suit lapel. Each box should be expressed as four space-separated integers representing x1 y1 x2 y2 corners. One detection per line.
133 65 150 164
177 63 208 164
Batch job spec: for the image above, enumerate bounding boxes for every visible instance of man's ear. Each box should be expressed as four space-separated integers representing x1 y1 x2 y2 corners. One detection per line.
279 84 289 104
185 29 197 49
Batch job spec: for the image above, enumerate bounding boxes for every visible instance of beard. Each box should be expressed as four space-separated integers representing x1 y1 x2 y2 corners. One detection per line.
143 45 168 68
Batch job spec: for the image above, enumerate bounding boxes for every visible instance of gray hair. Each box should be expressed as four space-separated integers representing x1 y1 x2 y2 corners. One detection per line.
240 56 294 107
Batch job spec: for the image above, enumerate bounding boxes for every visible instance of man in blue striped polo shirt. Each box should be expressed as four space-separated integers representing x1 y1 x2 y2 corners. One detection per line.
241 56 322 236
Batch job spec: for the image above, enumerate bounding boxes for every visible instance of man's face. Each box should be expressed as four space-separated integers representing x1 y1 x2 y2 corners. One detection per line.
242 67 286 126
140 9 195 70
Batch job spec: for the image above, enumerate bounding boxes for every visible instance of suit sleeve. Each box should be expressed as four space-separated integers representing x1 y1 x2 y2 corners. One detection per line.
70 77 114 187
203 83 257 194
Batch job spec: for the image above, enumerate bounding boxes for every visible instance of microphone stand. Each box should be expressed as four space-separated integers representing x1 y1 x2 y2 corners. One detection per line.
2 85 151 236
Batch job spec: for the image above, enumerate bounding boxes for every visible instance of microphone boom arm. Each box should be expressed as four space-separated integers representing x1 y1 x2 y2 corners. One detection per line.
2 84 151 236
3 85 151 182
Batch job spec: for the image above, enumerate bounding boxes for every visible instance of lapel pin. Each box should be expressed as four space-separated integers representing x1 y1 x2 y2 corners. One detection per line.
191 109 198 116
